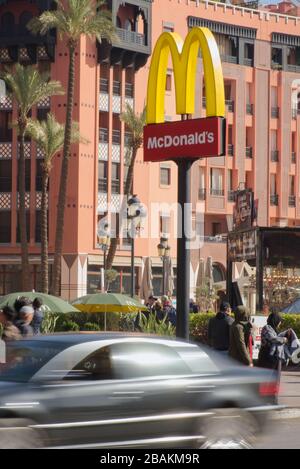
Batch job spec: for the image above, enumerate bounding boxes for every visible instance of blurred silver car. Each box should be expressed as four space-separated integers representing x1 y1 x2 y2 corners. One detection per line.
0 333 280 449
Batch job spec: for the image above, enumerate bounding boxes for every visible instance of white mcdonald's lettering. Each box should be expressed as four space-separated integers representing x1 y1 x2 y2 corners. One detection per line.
147 131 215 150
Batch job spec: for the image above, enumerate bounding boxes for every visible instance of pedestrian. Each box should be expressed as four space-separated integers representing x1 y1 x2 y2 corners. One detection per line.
154 299 164 321
162 297 176 326
15 305 34 338
207 301 233 352
229 305 253 366
257 312 289 370
32 297 44 335
189 299 199 314
146 295 158 316
0 306 21 342
13 296 33 315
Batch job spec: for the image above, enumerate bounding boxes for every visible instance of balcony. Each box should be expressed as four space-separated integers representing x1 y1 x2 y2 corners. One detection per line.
271 150 279 162
99 128 108 143
0 177 11 192
228 190 235 202
243 58 253 67
292 152 296 164
210 189 225 197
226 100 234 113
246 103 253 115
98 0 152 71
227 144 234 156
100 78 109 94
270 194 279 206
112 130 121 145
246 147 253 159
198 188 206 201
289 195 296 207
271 107 279 119
271 61 283 71
125 82 134 98
221 54 238 65
203 235 227 244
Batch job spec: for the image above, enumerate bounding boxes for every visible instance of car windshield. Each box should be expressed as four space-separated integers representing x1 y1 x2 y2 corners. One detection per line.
0 340 69 383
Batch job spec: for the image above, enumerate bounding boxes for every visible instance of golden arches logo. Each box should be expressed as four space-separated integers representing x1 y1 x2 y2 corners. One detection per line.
146 27 225 125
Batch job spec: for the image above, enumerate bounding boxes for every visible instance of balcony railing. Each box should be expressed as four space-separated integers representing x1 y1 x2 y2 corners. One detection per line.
100 78 109 93
246 103 253 115
246 147 253 159
125 83 134 98
116 28 146 47
270 194 279 206
98 179 108 193
203 235 227 244
198 188 206 200
210 189 225 197
271 61 283 71
271 107 279 119
292 152 296 164
287 64 300 73
113 80 121 96
112 130 121 145
111 180 120 194
221 54 238 64
99 128 108 143
243 58 253 67
228 190 235 202
289 195 296 207
271 150 279 162
228 144 234 156
226 100 234 113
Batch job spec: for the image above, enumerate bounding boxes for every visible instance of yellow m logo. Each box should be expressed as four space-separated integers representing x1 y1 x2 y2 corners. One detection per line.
146 27 225 125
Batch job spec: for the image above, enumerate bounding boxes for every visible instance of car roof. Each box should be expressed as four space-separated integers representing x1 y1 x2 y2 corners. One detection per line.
15 332 187 346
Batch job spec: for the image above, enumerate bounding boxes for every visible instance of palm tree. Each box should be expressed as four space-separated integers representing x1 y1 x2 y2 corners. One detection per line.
26 114 81 293
28 0 117 296
106 104 146 270
1 65 63 291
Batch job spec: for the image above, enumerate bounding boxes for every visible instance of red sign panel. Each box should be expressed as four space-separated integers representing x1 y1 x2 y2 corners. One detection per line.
143 117 226 162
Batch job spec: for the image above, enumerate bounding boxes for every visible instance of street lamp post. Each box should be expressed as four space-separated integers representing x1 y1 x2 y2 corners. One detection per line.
127 195 146 298
157 237 171 296
98 222 110 292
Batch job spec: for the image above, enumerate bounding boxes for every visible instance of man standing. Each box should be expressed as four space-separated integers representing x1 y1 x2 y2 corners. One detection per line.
208 301 233 352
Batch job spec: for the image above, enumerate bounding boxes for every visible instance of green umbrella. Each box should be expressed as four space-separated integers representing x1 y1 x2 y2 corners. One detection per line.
0 292 80 314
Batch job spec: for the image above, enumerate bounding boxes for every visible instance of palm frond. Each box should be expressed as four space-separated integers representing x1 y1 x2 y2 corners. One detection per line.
1 65 64 118
120 104 146 147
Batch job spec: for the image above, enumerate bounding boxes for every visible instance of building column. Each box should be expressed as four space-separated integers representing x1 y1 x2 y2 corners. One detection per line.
61 254 88 302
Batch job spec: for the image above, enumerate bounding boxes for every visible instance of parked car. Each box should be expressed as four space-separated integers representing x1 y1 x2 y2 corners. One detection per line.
0 333 280 449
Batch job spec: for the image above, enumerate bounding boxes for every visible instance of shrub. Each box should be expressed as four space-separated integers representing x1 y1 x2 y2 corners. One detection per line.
138 312 176 336
56 320 80 332
189 312 215 344
280 314 300 337
41 312 59 334
80 322 102 331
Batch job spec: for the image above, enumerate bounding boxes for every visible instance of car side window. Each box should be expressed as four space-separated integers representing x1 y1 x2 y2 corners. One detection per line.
109 342 191 379
64 346 114 381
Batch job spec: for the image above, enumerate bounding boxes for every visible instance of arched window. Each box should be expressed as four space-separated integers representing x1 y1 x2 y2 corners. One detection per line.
124 19 133 31
116 16 121 28
1 12 15 34
213 263 225 283
19 11 33 34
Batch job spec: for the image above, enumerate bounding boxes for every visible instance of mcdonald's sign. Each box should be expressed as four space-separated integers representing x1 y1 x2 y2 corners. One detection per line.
144 27 226 162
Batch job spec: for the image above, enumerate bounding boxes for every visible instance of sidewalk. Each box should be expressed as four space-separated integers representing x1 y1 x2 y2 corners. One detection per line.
279 370 300 408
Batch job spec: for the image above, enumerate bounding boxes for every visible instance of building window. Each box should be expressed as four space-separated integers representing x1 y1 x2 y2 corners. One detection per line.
166 71 172 91
37 108 48 122
160 166 171 186
0 160 12 191
0 111 12 142
212 222 222 236
210 168 224 196
98 161 108 193
244 43 254 66
271 47 283 69
111 162 120 194
0 211 11 243
160 214 170 236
